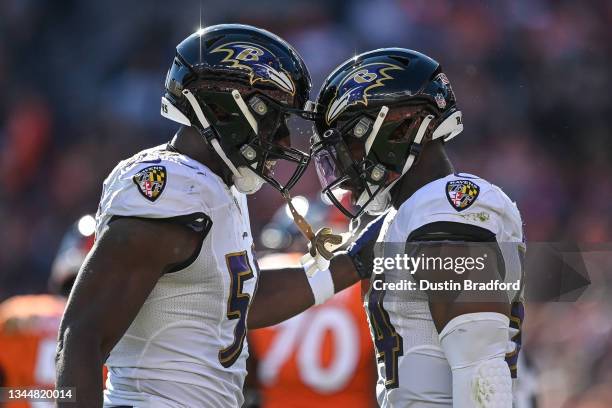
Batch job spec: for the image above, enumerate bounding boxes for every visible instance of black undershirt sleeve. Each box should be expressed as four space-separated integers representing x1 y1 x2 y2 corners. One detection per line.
407 221 496 242
406 221 505 280
108 213 213 273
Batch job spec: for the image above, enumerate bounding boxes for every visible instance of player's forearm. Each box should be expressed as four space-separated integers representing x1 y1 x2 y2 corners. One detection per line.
56 327 104 407
248 253 359 329
329 252 363 292
248 265 312 329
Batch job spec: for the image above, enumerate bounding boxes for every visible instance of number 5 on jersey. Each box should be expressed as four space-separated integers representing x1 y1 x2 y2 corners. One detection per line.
219 251 255 368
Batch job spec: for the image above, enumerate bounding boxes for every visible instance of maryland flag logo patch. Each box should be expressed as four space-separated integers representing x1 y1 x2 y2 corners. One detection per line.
446 179 480 211
133 165 166 202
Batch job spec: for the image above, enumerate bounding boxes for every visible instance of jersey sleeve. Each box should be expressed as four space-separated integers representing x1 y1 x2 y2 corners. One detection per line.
96 156 212 235
394 175 523 243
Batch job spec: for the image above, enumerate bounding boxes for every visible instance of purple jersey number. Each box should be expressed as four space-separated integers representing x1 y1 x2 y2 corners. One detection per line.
367 273 404 389
219 251 255 368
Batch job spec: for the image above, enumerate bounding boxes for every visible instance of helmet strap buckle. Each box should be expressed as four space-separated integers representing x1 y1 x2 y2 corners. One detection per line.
408 143 423 157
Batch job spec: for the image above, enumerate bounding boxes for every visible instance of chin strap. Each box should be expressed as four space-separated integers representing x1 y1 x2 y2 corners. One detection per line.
283 190 315 242
210 139 241 177
283 191 343 276
364 106 389 155
182 88 242 179
231 90 258 134
399 113 434 175
360 114 435 214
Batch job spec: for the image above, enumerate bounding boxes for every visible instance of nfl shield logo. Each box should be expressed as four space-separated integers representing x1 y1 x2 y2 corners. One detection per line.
133 165 167 202
446 179 480 211
435 93 447 109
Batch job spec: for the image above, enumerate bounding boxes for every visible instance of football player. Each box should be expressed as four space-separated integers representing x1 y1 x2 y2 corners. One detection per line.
310 48 525 407
55 25 377 408
0 215 96 408
0 295 64 408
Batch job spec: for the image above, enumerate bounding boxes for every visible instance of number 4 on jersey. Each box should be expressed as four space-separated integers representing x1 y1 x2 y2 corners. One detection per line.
367 284 403 389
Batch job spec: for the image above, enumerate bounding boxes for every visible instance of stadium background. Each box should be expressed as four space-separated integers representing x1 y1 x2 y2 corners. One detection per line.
1 0 611 406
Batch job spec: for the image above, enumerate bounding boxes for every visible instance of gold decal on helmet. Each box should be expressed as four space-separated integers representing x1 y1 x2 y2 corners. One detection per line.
236 47 264 62
352 69 379 84
325 62 403 125
211 42 296 95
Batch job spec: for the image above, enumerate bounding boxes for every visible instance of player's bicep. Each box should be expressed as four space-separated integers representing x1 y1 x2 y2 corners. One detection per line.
407 221 503 284
406 221 509 331
59 217 200 356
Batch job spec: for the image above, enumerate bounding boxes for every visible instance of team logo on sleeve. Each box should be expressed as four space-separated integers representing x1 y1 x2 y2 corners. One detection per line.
446 179 479 211
211 42 295 95
133 165 167 202
326 62 403 124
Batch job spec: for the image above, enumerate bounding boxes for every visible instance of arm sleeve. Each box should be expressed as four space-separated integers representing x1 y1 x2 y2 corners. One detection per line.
394 176 524 244
96 159 213 235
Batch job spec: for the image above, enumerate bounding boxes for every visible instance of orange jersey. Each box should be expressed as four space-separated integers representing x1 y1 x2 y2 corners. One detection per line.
249 283 376 408
0 295 65 408
0 295 108 408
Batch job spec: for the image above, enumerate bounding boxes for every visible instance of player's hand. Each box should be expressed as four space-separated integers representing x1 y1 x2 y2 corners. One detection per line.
308 227 343 259
346 214 386 279
302 227 343 276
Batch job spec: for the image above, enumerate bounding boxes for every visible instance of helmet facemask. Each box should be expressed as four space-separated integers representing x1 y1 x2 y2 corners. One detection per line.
313 106 393 219
313 103 448 219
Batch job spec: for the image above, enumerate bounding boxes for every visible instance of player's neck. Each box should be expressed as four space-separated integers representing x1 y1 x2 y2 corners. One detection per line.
391 140 454 209
169 126 233 185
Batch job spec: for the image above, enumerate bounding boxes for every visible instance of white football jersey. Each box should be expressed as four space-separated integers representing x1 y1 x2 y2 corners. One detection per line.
96 145 258 408
364 173 524 407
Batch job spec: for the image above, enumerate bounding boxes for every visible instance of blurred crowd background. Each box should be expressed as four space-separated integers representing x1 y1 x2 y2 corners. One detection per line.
1 0 611 407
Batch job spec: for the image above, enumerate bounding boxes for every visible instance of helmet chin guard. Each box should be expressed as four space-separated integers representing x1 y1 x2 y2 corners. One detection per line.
355 183 391 215
232 166 266 194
